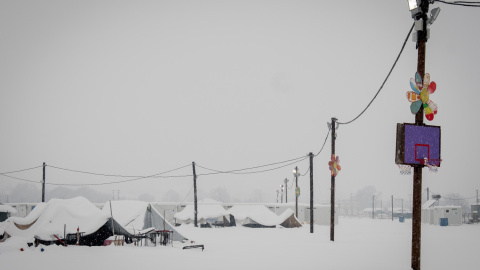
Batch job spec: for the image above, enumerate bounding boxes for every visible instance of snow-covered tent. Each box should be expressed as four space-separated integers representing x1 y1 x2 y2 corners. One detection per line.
102 200 188 242
0 197 112 246
174 203 229 226
227 205 301 228
0 203 17 222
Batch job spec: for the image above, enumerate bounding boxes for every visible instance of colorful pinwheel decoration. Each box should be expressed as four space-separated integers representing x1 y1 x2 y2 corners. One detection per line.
407 72 438 121
328 154 341 177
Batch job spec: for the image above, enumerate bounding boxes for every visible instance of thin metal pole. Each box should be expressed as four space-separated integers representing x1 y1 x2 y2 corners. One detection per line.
330 117 336 242
42 162 46 202
109 200 115 236
309 152 314 233
192 162 198 227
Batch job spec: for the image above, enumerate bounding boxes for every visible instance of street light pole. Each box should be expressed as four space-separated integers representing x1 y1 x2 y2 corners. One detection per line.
293 167 299 218
280 185 284 203
409 1 430 269
284 178 289 203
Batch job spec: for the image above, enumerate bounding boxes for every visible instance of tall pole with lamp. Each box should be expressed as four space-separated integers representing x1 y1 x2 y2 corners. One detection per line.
293 167 300 217
406 1 440 269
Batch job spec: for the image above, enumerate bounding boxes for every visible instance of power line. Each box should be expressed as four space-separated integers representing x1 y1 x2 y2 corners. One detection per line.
179 184 194 205
0 165 43 174
45 164 193 186
301 167 310 177
337 23 415 125
195 155 307 175
436 0 480 7
47 164 191 178
198 156 309 176
315 126 331 156
0 173 40 184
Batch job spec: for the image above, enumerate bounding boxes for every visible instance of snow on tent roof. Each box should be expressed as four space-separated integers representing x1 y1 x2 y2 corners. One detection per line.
102 200 149 233
227 205 301 228
174 204 228 222
1 197 109 241
0 204 17 214
102 200 189 242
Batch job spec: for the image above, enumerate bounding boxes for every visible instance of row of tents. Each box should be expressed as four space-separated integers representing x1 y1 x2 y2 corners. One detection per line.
173 203 301 228
1 197 302 247
0 197 188 246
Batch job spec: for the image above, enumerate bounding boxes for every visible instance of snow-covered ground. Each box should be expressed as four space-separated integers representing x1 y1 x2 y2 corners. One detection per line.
1 217 478 270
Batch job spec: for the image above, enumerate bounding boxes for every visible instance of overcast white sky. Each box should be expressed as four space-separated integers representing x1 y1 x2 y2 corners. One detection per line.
1 0 479 204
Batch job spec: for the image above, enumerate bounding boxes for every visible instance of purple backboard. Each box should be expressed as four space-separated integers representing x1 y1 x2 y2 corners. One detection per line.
395 123 441 166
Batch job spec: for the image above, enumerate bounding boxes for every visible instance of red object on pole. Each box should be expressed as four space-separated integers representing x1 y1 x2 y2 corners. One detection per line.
76 227 80 246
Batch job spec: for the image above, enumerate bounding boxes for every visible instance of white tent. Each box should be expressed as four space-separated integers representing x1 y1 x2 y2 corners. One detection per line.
0 197 109 243
174 204 229 225
227 205 301 228
102 200 188 242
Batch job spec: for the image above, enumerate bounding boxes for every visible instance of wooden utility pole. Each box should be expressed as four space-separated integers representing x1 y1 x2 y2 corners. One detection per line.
477 190 479 206
330 117 337 242
295 166 299 218
42 162 46 202
392 195 394 221
412 2 429 269
309 152 314 233
372 195 375 219
192 162 198 227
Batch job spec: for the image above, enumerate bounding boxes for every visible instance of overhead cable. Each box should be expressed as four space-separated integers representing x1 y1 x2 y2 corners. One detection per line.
197 156 309 176
47 164 191 178
337 23 415 125
436 0 480 7
0 165 43 174
0 173 40 184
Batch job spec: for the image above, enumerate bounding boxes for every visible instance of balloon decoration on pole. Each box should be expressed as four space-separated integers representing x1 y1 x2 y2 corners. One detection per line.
328 154 341 177
407 72 438 121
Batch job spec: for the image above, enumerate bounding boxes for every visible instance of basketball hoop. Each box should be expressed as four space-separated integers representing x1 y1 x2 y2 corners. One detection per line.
422 158 442 173
398 164 412 175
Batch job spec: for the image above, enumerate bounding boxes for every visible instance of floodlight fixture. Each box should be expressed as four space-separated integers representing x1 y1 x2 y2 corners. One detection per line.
428 7 441 25
293 167 300 177
432 194 441 200
408 0 419 10
408 0 423 19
